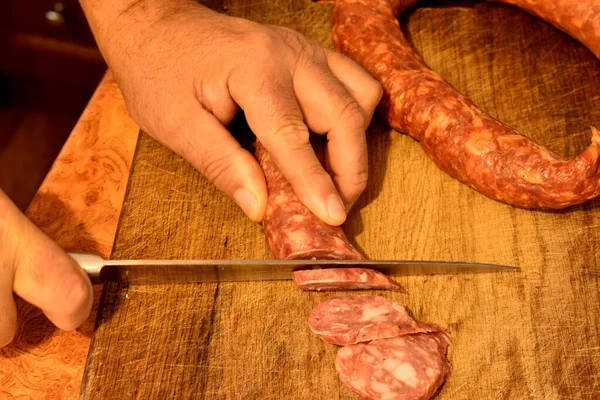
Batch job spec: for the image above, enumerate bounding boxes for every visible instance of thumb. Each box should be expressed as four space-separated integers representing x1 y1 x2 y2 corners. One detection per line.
0 190 93 337
159 105 267 222
0 270 17 347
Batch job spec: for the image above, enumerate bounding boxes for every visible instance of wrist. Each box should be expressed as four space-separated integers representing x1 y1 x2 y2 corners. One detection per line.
78 0 208 66
80 0 195 30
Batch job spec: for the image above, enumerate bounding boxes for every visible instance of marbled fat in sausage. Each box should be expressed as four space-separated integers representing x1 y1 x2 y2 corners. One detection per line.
292 268 404 291
308 295 443 345
335 332 452 400
255 141 364 260
331 0 600 209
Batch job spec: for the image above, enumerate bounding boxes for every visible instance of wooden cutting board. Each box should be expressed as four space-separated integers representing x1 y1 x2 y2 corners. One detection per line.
80 0 600 398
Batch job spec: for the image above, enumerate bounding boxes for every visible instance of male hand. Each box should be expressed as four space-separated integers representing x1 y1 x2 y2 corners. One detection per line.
0 190 93 348
80 0 382 225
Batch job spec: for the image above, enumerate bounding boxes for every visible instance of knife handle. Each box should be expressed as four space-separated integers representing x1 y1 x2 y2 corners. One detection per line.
69 252 106 279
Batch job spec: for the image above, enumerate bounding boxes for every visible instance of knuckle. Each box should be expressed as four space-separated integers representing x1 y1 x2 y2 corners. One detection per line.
368 79 383 105
365 79 384 109
59 275 91 319
271 25 302 46
304 160 330 180
245 30 278 56
338 100 366 129
277 26 315 60
305 163 331 184
197 150 235 185
271 119 310 145
336 168 368 202
349 169 369 192
28 256 91 320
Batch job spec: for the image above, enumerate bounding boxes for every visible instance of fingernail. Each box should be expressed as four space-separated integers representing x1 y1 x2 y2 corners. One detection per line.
234 188 257 220
327 194 346 224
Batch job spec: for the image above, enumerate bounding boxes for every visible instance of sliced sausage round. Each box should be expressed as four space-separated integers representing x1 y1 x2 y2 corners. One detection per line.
335 332 452 400
308 295 441 345
292 268 404 292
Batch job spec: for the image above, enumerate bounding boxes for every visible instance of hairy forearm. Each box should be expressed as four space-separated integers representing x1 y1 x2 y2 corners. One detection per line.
78 0 212 66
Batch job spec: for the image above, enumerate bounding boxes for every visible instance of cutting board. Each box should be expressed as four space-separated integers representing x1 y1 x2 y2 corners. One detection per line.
80 0 600 398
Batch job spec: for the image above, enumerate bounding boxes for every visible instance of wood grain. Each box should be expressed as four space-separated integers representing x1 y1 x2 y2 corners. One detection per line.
0 71 139 400
82 1 600 399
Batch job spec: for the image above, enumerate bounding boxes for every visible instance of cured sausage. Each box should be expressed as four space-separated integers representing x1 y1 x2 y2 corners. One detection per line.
310 295 452 398
255 141 364 260
308 295 441 345
330 0 600 209
292 268 404 291
487 0 600 59
335 332 452 400
255 143 406 291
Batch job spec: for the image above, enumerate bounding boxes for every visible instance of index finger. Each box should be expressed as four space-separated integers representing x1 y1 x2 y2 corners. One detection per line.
292 59 371 211
229 65 347 226
0 191 94 332
325 50 383 210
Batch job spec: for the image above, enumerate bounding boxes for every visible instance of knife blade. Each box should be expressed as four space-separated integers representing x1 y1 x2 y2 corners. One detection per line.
70 252 519 285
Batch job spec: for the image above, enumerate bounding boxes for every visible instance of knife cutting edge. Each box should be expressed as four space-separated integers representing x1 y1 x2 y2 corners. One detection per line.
69 252 519 285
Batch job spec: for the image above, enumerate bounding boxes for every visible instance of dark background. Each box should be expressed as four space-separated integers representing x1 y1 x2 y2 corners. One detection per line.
0 0 106 210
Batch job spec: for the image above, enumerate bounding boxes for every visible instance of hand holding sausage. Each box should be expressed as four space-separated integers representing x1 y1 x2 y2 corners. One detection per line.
79 0 382 225
0 190 93 348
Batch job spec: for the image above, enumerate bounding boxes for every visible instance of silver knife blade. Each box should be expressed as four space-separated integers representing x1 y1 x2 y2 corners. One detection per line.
70 252 519 285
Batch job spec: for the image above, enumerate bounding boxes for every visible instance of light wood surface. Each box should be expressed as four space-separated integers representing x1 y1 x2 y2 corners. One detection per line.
80 1 600 399
0 72 139 400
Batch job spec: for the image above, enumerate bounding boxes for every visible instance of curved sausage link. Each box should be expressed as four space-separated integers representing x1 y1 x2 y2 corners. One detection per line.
487 0 600 59
331 0 600 209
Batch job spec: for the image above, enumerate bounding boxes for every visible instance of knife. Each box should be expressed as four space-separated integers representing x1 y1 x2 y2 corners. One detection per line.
70 252 519 285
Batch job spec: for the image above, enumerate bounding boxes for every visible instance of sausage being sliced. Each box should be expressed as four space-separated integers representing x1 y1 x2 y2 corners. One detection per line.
255 141 364 260
335 332 452 400
292 268 404 292
308 295 441 345
255 144 407 292
330 0 600 209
